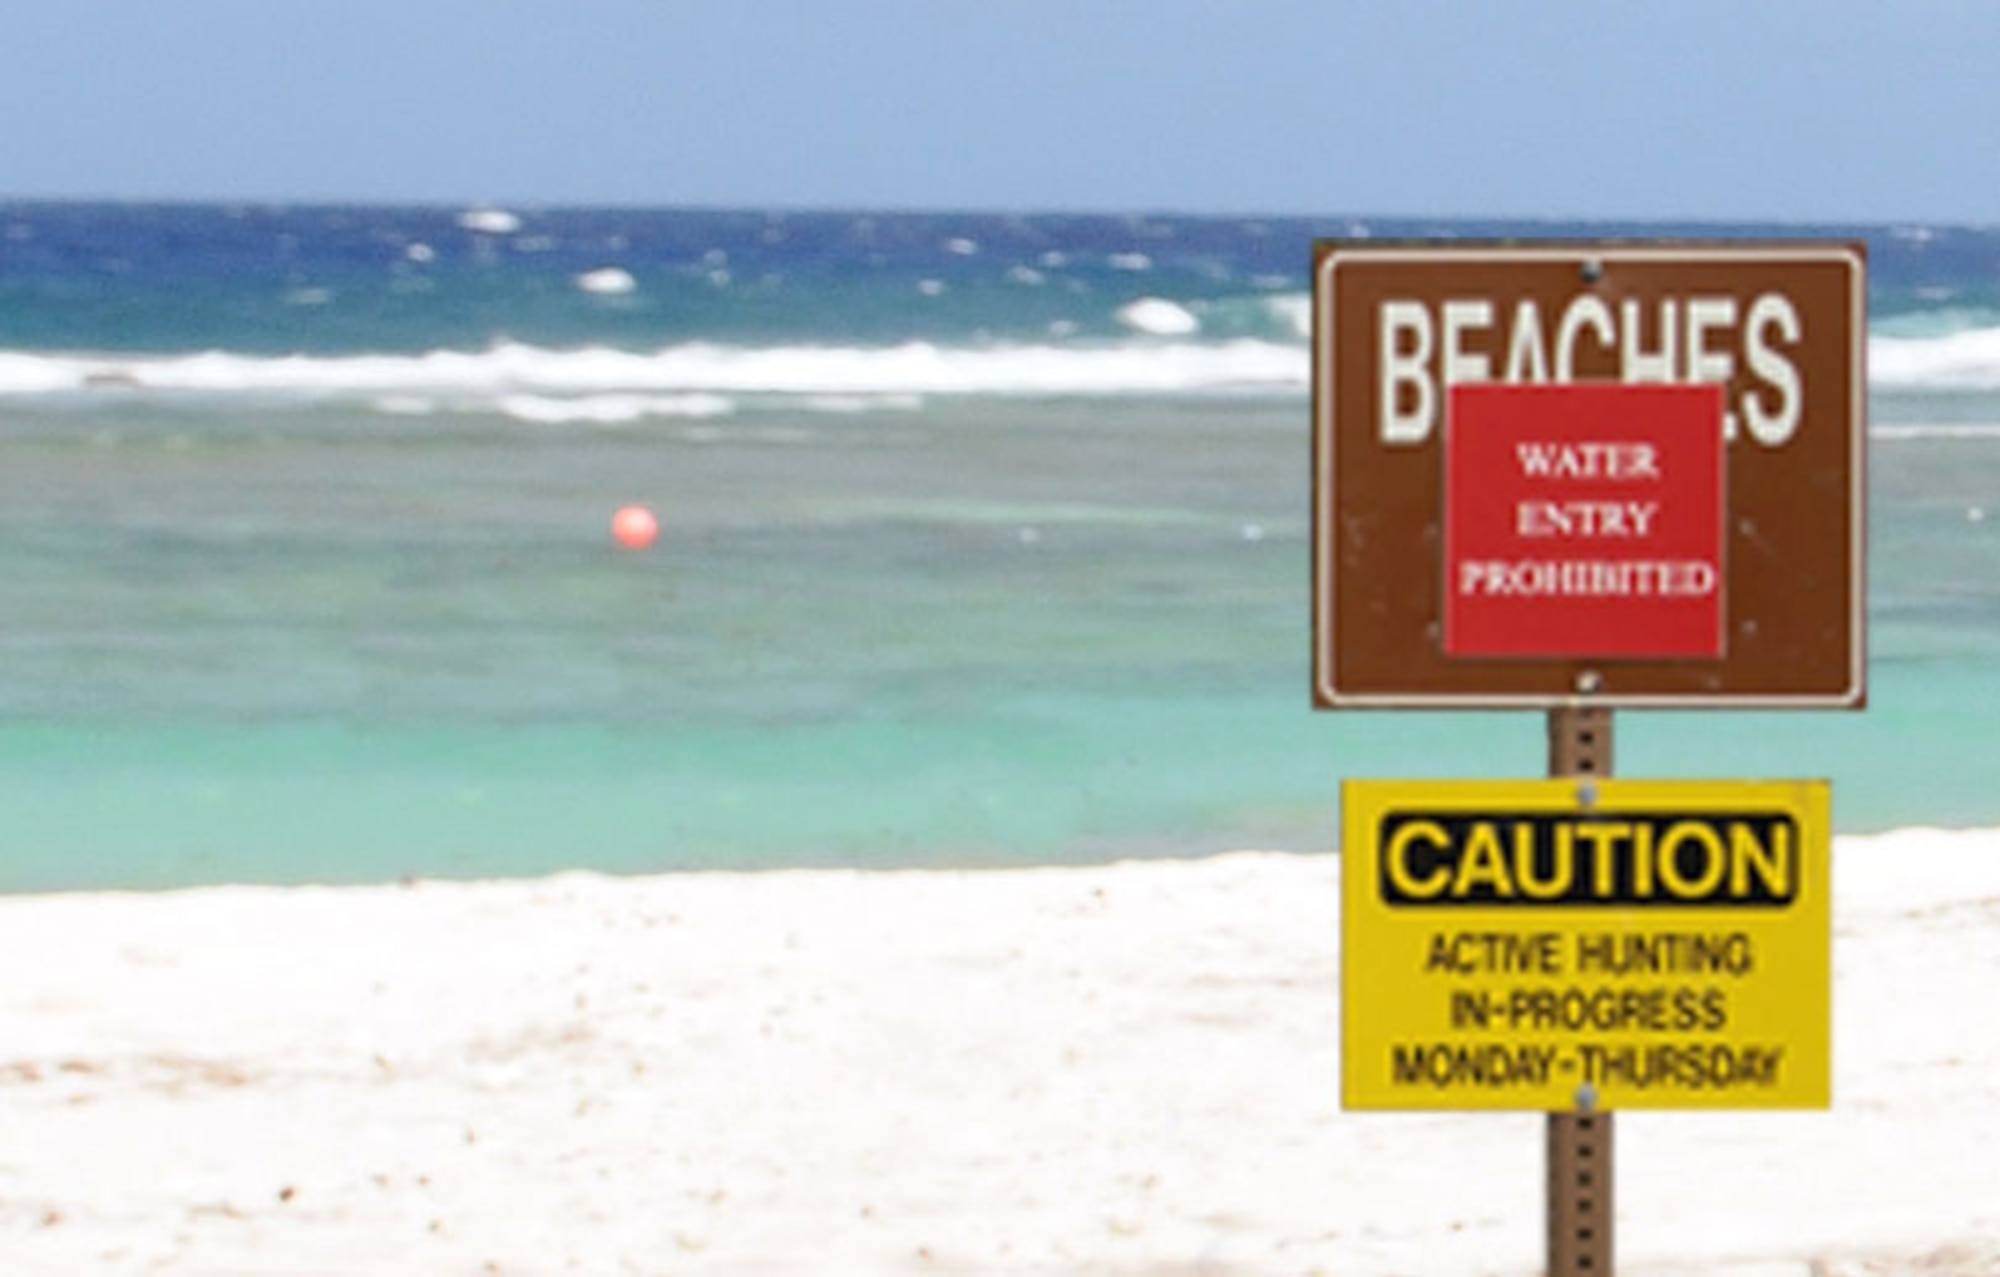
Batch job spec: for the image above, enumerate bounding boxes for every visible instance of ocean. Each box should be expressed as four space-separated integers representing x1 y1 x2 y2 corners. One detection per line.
0 202 1995 893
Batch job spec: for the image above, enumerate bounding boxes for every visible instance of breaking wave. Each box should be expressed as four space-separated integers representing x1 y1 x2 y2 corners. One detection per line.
5 320 1997 408
1871 325 2000 390
0 339 1307 401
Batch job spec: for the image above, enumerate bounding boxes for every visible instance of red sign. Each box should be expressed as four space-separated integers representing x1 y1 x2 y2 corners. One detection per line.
1443 383 1725 658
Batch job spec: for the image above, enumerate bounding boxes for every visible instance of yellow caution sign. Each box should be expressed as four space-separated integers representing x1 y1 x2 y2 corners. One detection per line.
1342 779 1830 1111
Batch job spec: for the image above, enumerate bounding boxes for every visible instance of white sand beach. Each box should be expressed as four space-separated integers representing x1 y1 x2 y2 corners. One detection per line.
5 832 2000 1274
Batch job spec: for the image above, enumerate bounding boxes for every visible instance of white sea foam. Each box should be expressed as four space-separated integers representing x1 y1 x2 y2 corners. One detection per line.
1269 293 1312 339
1871 324 2000 389
0 352 89 393
574 267 638 296
0 340 1307 400
1115 297 1200 336
457 206 523 235
9 324 1997 404
800 394 925 414
494 393 734 424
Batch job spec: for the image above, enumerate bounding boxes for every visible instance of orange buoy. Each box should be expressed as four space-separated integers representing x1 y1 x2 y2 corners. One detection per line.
610 504 659 550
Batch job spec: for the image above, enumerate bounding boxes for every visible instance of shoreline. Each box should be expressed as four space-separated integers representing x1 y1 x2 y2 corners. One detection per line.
4 833 1999 1273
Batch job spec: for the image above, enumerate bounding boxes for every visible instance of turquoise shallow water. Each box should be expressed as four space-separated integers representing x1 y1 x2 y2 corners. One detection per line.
3 204 1999 891
1 655 1992 893
3 388 1996 893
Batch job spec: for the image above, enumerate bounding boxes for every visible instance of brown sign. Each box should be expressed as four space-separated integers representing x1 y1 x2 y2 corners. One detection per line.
1312 241 1866 707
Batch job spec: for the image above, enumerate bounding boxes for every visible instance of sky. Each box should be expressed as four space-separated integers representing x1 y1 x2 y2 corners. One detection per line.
3 1 1997 225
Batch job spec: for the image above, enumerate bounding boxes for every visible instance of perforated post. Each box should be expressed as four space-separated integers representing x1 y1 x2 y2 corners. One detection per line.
1549 703 1611 780
1548 705 1614 1275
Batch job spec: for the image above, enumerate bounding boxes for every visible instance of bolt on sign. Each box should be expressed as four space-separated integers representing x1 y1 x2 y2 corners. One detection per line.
1312 241 1866 706
1341 778 1831 1111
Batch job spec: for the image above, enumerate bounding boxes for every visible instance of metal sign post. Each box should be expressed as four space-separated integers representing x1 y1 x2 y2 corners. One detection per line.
1548 705 1614 1275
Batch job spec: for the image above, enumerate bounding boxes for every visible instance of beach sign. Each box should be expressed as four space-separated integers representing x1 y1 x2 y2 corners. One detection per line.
1340 778 1831 1111
1311 240 1866 707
